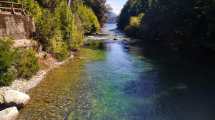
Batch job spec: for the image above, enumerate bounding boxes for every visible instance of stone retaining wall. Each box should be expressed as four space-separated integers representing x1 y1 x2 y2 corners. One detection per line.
0 14 35 39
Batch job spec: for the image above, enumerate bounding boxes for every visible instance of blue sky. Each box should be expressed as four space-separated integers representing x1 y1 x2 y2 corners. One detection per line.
106 0 127 15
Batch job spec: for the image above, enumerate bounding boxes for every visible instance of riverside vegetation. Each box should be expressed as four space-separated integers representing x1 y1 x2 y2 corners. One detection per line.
1 1 215 119
118 0 215 54
0 0 108 86
0 38 39 86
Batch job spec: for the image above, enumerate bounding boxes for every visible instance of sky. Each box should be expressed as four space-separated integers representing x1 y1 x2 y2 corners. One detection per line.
106 0 127 15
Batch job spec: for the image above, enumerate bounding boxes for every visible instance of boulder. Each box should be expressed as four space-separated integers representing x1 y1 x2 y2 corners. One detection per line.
3 90 30 106
0 107 19 120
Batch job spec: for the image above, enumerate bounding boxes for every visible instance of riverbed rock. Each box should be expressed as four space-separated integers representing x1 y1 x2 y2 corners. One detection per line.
0 90 4 104
0 107 19 120
3 90 30 106
0 94 4 104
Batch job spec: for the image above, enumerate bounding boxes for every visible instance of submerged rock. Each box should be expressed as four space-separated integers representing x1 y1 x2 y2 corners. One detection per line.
3 90 30 107
0 107 19 120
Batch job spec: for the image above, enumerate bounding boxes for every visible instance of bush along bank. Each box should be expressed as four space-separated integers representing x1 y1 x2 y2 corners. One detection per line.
0 37 38 120
0 37 39 86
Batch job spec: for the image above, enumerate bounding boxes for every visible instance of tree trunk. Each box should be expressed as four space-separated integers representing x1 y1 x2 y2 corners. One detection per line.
68 0 72 7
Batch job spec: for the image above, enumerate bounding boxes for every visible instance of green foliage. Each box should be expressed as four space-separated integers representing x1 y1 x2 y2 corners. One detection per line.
19 0 100 59
0 0 106 86
118 0 215 51
0 38 16 86
54 1 84 50
20 0 86 59
15 48 39 79
83 0 109 26
35 0 58 10
124 13 144 36
68 15 84 50
48 31 70 61
15 0 104 61
35 10 55 49
18 0 43 21
77 4 100 34
0 38 40 86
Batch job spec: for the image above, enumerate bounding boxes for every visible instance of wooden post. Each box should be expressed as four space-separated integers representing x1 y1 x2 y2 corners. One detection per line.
21 2 25 15
11 2 15 14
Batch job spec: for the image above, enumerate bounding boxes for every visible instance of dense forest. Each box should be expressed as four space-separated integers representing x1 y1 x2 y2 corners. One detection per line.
0 0 108 86
118 0 215 53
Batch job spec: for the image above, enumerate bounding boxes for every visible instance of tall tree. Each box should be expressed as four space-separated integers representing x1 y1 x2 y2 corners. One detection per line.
83 0 109 26
68 0 72 7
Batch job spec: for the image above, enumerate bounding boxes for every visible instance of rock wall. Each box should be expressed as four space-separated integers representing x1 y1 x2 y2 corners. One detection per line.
0 14 35 39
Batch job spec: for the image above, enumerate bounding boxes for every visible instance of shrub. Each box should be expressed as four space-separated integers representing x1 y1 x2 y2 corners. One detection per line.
15 48 39 79
0 38 17 86
48 31 70 61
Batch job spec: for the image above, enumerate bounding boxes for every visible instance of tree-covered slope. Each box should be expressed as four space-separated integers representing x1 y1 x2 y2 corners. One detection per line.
83 0 109 26
118 0 215 52
15 0 103 58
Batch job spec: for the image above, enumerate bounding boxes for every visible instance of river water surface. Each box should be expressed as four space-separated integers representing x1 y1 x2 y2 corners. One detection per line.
18 24 215 120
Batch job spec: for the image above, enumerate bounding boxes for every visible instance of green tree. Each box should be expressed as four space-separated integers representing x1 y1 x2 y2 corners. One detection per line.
83 0 109 26
55 1 84 50
15 0 104 61
77 4 100 33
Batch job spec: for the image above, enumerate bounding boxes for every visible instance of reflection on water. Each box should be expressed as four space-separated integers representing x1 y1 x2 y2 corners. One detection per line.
19 24 215 120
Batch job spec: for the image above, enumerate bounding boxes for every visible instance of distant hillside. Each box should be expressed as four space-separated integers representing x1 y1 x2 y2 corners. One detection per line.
106 12 117 23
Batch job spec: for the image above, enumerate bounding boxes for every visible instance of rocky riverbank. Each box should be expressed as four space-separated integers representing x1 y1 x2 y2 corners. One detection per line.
0 52 74 120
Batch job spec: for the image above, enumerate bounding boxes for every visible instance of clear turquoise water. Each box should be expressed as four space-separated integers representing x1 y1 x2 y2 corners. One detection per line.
19 24 215 120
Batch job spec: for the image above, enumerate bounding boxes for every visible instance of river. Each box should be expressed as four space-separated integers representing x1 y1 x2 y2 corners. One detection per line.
18 24 215 120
